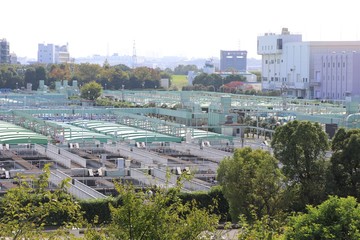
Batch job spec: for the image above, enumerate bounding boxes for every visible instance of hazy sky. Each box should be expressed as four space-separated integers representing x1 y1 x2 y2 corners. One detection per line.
2 0 360 60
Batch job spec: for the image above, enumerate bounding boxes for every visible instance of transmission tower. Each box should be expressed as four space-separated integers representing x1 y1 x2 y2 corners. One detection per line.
132 40 137 69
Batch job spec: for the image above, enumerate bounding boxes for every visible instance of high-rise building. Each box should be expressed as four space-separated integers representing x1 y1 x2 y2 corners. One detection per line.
220 50 247 72
0 39 10 64
38 43 70 64
257 28 360 99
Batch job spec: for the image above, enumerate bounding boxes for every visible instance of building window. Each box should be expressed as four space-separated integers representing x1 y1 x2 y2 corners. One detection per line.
323 63 325 68
265 60 268 64
343 62 345 67
328 63 330 67
333 63 335 68
338 63 340 67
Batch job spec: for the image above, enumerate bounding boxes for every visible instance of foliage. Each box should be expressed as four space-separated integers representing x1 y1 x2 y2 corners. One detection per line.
217 147 285 222
173 64 198 75
328 128 360 198
106 180 220 240
224 74 246 83
81 198 116 225
271 120 329 210
95 97 134 108
179 186 230 222
237 213 285 240
48 64 71 83
193 73 223 91
285 196 360 239
0 164 84 239
81 81 102 100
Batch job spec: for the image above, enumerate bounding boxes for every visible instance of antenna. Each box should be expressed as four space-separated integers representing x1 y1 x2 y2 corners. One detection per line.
132 40 137 69
107 42 109 58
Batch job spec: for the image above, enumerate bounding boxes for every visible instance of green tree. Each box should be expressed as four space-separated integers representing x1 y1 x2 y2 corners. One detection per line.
0 164 83 239
271 120 329 211
75 63 102 84
285 196 360 239
328 128 360 198
107 180 219 240
217 147 285 222
81 81 103 100
174 64 198 75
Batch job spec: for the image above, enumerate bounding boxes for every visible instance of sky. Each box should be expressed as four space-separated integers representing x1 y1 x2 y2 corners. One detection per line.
2 0 360 60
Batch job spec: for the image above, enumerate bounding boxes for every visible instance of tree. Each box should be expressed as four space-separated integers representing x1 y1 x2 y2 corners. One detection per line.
173 64 198 75
217 147 285 222
0 164 83 239
328 128 360 198
107 180 219 240
48 64 71 82
74 63 102 84
285 196 360 239
81 81 102 100
271 120 329 210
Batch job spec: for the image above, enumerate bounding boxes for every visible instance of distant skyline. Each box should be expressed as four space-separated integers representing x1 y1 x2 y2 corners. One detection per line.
2 0 360 60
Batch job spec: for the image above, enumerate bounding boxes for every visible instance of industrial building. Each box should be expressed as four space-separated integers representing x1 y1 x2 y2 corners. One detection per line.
257 28 360 100
1 88 360 200
220 50 247 72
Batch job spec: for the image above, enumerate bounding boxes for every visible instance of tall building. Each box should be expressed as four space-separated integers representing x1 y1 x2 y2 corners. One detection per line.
257 28 360 99
38 43 70 64
0 39 10 64
220 50 247 72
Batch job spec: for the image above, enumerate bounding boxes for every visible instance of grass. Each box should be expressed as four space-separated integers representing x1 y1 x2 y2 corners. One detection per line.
171 75 188 90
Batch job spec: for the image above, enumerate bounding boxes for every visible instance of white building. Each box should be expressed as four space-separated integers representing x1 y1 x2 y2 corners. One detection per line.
38 43 70 64
257 28 360 99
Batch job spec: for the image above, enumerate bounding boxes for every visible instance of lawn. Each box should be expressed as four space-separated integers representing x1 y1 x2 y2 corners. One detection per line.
171 75 188 90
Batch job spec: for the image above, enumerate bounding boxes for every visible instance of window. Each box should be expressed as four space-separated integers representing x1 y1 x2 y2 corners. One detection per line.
277 39 283 50
333 63 335 68
265 60 268 64
343 62 345 67
338 63 340 67
328 63 330 67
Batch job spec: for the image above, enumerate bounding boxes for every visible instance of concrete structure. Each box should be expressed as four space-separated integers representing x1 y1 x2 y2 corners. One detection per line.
220 50 247 72
203 59 215 74
38 43 70 64
10 53 18 64
0 39 10 64
258 28 360 99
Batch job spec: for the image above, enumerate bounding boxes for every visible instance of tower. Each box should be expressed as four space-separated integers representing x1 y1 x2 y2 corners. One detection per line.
132 40 137 69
